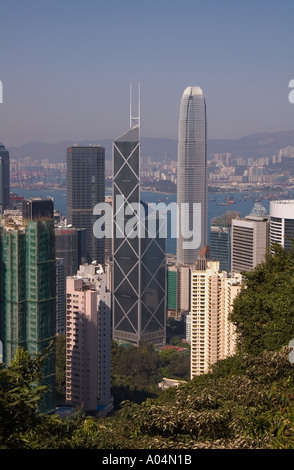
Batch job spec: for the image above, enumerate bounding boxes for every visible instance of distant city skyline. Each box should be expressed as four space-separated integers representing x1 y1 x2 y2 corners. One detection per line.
0 0 294 147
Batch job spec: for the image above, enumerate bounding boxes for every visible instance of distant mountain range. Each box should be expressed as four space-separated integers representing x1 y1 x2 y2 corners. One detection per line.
5 129 294 163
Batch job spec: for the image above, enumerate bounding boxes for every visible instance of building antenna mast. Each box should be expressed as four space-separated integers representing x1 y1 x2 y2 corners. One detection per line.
130 82 141 131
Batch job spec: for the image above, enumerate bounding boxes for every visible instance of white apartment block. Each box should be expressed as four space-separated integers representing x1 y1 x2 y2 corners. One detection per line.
231 215 268 273
56 257 65 335
270 200 294 251
190 261 242 378
66 263 113 416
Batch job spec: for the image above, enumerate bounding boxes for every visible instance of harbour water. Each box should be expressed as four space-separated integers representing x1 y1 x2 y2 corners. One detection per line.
14 187 294 255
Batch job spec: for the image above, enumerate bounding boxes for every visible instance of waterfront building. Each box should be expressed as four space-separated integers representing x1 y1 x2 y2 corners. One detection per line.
176 86 207 267
65 263 113 416
67 145 105 265
270 200 294 251
190 260 242 377
0 143 10 214
231 203 269 273
210 211 240 273
22 197 54 219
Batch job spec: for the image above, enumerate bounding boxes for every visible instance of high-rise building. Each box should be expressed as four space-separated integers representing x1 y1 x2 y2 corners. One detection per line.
167 263 178 318
270 200 294 251
65 263 113 416
0 143 10 213
231 203 269 273
189 260 242 377
55 225 86 277
0 216 56 412
112 125 166 346
177 265 191 314
104 195 113 261
177 86 207 267
67 145 105 265
22 197 54 220
56 258 65 335
210 225 231 272
210 211 240 273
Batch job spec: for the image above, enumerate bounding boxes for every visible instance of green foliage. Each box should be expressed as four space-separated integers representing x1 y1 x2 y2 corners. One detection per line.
230 243 294 355
0 346 60 448
158 349 190 380
110 340 190 408
2 346 294 449
110 341 162 408
110 349 294 449
55 334 66 403
166 317 185 343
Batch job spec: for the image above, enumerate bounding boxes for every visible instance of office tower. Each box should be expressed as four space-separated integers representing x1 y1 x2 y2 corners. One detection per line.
0 216 56 412
140 203 166 344
55 225 86 277
210 225 231 272
22 197 54 219
0 143 10 213
112 125 166 346
210 211 240 273
190 261 242 377
270 200 294 251
56 258 65 335
65 263 113 415
231 203 269 273
67 145 105 265
167 263 178 318
105 195 113 260
177 86 207 267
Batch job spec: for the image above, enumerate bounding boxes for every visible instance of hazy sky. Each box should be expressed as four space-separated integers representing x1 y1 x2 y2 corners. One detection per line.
0 0 294 147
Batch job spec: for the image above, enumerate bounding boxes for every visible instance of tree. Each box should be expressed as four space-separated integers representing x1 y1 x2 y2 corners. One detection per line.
55 334 66 403
230 243 294 355
0 346 60 448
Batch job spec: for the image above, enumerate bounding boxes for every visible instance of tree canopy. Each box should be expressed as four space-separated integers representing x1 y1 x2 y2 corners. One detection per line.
230 243 294 355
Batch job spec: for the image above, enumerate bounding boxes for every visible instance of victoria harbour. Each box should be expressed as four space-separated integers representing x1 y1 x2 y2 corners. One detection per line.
13 186 294 254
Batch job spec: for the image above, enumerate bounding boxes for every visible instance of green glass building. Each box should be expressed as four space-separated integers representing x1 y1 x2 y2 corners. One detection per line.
167 266 177 313
0 217 56 412
210 211 240 273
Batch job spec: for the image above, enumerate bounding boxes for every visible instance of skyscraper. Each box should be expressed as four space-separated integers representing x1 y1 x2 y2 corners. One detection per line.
55 225 86 277
270 200 294 251
56 258 65 335
0 216 56 412
67 145 105 265
176 87 207 267
189 260 242 377
210 211 240 273
0 143 10 214
22 197 54 220
112 124 166 346
231 204 269 273
66 263 113 415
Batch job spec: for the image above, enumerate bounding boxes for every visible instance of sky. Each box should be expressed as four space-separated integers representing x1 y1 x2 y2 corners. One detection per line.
0 0 294 147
